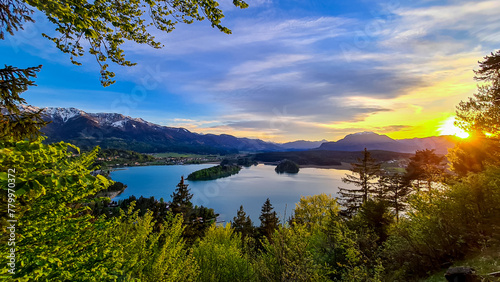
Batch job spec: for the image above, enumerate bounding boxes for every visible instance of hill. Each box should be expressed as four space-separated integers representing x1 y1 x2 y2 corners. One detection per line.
28 106 282 154
253 150 413 166
317 132 457 154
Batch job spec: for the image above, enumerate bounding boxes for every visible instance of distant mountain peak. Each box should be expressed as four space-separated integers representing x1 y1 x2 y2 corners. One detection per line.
31 106 282 154
351 131 377 136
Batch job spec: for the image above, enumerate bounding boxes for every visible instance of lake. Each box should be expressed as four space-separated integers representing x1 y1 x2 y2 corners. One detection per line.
110 164 354 223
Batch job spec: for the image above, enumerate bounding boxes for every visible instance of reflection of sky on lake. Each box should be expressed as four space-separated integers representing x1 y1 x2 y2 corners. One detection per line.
111 164 354 223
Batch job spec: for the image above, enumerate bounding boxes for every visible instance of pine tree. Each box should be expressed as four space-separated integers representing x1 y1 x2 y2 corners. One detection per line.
456 50 500 137
404 149 446 193
378 173 412 223
232 205 254 240
259 198 280 240
0 65 49 141
170 176 193 216
338 148 381 217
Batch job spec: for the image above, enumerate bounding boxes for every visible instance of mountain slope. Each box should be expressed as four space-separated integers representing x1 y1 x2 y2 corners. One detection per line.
317 132 457 154
279 139 328 150
33 106 282 154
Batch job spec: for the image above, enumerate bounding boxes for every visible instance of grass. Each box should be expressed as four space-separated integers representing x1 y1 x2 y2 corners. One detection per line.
422 245 500 281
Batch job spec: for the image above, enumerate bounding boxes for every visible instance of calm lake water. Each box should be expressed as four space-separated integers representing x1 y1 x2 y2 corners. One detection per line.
111 164 354 222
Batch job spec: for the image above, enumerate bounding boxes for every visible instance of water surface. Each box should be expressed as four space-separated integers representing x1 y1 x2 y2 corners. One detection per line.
111 164 353 222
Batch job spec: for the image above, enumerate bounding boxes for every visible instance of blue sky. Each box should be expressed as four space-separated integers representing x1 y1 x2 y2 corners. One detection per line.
2 0 499 142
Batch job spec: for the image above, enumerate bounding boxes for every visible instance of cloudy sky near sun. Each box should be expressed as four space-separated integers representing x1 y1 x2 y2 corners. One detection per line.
2 0 499 142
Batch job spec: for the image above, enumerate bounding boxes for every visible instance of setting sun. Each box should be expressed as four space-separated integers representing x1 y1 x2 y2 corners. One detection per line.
439 116 470 138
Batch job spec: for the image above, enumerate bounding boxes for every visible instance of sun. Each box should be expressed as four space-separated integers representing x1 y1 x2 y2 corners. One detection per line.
439 116 470 138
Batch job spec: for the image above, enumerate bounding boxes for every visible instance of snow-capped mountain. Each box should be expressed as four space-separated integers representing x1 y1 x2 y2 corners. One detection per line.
22 106 457 154
27 106 282 154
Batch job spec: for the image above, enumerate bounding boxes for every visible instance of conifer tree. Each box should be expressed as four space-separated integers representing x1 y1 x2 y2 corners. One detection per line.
338 148 381 216
170 176 193 216
232 205 254 240
0 65 48 141
450 50 500 174
404 149 446 193
456 50 500 136
259 198 280 240
378 173 411 223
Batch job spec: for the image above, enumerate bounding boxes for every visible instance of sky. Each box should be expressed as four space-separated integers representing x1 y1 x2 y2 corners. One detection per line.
2 0 499 142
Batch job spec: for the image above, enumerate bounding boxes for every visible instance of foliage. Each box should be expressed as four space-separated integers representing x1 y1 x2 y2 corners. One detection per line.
448 135 500 176
456 50 500 137
92 209 199 281
0 0 249 86
169 177 218 243
293 193 340 228
232 205 254 240
255 224 330 281
170 176 193 215
339 148 382 217
377 172 411 223
192 223 253 282
187 164 241 181
0 65 48 141
259 198 280 241
0 0 34 40
382 166 500 280
275 159 300 174
0 139 111 279
404 149 446 192
351 200 394 244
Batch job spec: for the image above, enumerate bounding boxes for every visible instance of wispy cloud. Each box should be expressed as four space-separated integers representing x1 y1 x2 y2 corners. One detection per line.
5 0 497 142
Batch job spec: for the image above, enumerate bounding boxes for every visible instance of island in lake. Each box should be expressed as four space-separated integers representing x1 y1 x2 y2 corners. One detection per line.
187 164 242 180
275 159 300 174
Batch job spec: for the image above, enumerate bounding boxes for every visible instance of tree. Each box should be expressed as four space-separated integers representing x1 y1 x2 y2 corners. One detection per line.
355 200 394 244
1 0 248 86
293 193 340 228
456 50 500 136
378 173 411 223
0 139 111 279
192 223 254 281
275 159 300 174
255 224 330 281
0 65 48 141
338 148 382 216
447 137 500 176
170 176 193 216
259 198 280 240
451 50 500 175
404 149 446 193
232 205 254 240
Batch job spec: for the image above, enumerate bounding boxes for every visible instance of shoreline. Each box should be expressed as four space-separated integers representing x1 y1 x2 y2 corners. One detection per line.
260 161 352 170
299 162 352 170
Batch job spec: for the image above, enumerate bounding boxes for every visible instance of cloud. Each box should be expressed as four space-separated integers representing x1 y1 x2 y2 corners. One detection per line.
8 0 498 142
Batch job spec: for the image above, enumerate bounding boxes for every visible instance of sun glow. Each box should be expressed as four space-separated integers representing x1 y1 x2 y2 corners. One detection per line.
439 116 470 138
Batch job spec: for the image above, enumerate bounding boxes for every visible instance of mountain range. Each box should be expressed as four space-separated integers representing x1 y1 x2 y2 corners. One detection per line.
317 131 458 155
27 106 458 155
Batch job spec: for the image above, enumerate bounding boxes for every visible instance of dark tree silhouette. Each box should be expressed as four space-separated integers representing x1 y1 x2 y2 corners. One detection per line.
259 198 280 240
456 50 500 136
378 173 412 223
405 149 446 193
338 148 382 216
0 65 48 141
170 176 193 216
232 205 254 240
